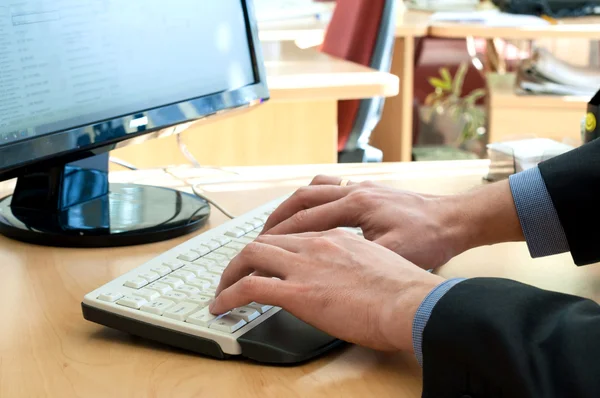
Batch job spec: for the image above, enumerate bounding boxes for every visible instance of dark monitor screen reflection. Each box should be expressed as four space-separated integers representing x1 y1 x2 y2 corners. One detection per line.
0 0 269 247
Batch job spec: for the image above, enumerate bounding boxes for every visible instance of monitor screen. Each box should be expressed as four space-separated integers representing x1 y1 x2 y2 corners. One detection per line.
0 0 258 145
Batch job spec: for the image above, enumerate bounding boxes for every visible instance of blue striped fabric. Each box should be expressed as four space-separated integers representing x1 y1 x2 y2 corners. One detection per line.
509 167 570 258
411 167 570 367
412 278 466 367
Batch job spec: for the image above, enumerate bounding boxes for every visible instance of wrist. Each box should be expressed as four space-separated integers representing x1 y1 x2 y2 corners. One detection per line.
439 180 524 255
380 274 445 352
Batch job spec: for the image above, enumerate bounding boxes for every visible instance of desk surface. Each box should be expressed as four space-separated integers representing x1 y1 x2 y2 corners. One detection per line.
429 16 600 39
260 9 600 42
2 161 599 397
264 42 399 101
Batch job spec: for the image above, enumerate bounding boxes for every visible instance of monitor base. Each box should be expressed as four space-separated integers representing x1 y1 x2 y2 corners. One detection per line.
0 183 210 248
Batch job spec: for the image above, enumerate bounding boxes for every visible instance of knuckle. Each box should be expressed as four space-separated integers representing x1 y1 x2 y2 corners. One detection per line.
313 236 338 251
292 209 310 225
242 242 263 257
359 180 377 188
239 277 258 295
349 190 372 207
311 174 329 185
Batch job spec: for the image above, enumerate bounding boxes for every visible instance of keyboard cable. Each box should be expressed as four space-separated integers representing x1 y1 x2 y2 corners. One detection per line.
109 136 238 220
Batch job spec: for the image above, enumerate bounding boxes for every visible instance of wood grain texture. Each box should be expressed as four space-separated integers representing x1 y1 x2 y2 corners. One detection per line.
2 160 599 397
110 100 338 168
429 19 600 40
370 37 415 162
109 44 399 168
486 73 587 144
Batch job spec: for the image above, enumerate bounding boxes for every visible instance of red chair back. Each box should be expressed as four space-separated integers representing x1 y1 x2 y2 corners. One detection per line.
320 0 386 151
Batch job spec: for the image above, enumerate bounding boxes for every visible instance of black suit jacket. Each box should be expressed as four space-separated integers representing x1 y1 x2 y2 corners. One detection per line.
422 139 600 398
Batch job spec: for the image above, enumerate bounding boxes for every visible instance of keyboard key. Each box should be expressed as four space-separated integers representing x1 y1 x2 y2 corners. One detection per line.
124 278 148 289
238 223 254 233
185 294 213 307
196 273 220 286
97 292 124 303
206 265 226 275
145 282 172 295
138 271 160 283
234 237 254 245
209 315 247 333
187 279 211 290
215 247 238 260
201 240 221 251
205 252 228 263
163 302 199 321
225 228 245 238
162 291 189 303
191 246 211 256
246 219 263 229
186 307 219 327
231 307 260 322
171 270 196 282
254 215 268 223
193 258 217 268
175 285 201 296
163 260 185 270
226 242 246 251
140 298 175 315
117 295 147 309
182 264 208 276
150 265 171 277
178 251 200 262
132 288 160 301
245 231 260 239
159 276 184 289
247 302 273 314
213 236 232 246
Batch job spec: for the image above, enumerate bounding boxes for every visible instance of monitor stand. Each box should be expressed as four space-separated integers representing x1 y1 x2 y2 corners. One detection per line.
0 154 210 247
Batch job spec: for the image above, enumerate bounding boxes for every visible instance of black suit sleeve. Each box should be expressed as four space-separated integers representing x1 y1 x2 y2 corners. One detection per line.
538 138 600 266
421 278 600 398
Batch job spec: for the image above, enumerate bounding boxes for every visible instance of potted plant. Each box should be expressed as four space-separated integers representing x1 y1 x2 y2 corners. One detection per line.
419 62 487 159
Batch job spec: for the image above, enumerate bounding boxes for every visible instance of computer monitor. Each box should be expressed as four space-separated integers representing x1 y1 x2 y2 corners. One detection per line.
0 0 269 247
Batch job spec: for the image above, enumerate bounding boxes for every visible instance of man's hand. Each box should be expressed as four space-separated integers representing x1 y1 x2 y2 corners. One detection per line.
261 175 524 269
210 230 444 352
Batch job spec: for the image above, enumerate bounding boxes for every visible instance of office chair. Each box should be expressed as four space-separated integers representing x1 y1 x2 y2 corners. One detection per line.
320 0 397 163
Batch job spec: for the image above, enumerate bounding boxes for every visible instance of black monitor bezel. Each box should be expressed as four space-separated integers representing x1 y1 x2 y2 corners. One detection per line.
0 0 269 182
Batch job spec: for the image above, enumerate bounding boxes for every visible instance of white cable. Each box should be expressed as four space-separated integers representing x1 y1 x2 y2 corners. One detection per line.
109 157 138 170
161 167 238 219
191 184 237 219
176 133 240 175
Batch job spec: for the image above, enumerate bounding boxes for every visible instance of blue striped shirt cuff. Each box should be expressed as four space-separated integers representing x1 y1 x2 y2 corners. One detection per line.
509 167 570 258
412 278 466 367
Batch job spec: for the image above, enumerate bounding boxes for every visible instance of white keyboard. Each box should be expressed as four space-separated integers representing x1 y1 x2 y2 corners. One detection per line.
82 197 345 364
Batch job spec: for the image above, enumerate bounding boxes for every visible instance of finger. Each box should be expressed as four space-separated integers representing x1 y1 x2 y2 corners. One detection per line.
310 175 358 186
255 234 313 253
267 197 358 236
209 276 286 315
263 185 352 233
216 242 296 296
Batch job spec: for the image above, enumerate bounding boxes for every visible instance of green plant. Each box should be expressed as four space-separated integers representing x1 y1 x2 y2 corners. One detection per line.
424 62 487 144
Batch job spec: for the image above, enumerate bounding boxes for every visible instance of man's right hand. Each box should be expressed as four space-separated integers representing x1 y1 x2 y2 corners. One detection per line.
262 175 524 270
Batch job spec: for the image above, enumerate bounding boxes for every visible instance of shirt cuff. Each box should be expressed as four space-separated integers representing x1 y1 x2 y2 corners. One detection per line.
509 167 570 258
412 278 466 367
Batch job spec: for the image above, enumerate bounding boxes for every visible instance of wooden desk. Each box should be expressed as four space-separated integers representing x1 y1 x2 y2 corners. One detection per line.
2 160 599 397
258 10 600 162
110 42 398 169
486 73 589 144
429 16 600 40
